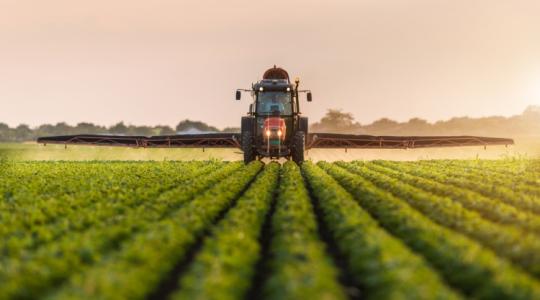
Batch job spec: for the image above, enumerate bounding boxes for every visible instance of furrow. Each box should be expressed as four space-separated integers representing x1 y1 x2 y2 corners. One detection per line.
168 162 279 300
261 162 346 300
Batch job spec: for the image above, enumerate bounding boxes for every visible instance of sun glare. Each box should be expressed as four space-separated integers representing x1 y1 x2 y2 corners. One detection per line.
533 85 540 105
525 75 540 107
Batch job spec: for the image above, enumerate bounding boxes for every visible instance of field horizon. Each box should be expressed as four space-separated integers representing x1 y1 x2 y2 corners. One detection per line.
1 136 538 162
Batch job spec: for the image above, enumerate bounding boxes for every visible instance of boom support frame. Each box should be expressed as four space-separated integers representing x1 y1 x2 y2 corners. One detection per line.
37 133 513 150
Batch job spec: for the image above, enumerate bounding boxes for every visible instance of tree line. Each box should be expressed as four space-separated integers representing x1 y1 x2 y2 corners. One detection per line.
311 106 540 137
0 120 239 142
1 106 539 142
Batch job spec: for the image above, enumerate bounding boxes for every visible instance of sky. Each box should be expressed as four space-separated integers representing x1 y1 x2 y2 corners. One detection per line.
1 0 539 129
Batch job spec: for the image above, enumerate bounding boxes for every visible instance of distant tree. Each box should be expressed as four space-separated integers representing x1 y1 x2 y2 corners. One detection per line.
176 119 219 132
53 122 74 135
320 109 355 128
407 118 429 126
0 123 12 141
364 118 400 134
14 124 33 141
440 117 472 134
369 118 399 129
401 118 431 135
74 122 107 134
311 109 361 133
523 105 540 118
109 122 128 134
519 105 540 134
127 125 154 136
155 125 176 135
34 123 74 137
35 124 54 138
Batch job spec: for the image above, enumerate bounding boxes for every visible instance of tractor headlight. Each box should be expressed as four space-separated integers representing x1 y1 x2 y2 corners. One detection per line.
277 130 282 136
266 130 271 136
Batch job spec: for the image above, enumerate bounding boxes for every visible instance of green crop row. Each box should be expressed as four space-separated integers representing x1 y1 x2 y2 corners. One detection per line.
0 161 207 223
302 162 461 300
362 161 540 235
1 162 223 257
172 162 280 300
0 162 149 227
0 161 202 234
1 161 235 261
420 159 540 183
337 161 540 276
0 161 244 299
399 160 540 214
2 159 540 299
319 161 540 300
45 161 263 300
419 160 540 198
262 161 346 300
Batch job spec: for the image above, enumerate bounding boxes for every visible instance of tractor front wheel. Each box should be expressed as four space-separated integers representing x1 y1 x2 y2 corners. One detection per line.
292 131 305 164
242 131 256 164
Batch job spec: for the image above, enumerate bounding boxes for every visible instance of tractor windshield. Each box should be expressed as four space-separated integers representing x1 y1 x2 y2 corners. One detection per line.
257 92 293 115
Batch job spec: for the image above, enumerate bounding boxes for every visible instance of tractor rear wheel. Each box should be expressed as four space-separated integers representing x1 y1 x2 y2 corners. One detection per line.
242 131 256 164
292 131 305 164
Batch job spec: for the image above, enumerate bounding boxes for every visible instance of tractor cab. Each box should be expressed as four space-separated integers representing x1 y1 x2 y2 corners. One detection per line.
256 89 293 116
236 66 311 163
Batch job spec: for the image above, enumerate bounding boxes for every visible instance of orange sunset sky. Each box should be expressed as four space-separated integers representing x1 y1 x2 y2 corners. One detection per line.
1 0 539 129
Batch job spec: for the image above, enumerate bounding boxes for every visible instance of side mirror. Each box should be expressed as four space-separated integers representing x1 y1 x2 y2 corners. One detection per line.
235 90 241 100
307 92 312 102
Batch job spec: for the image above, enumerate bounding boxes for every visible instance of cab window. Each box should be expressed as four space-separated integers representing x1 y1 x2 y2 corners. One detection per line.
257 92 292 115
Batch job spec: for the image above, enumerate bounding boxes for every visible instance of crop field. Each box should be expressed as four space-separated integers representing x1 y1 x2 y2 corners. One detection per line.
1 159 540 299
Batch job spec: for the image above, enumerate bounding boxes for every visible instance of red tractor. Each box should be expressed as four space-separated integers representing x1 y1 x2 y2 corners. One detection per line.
235 66 311 163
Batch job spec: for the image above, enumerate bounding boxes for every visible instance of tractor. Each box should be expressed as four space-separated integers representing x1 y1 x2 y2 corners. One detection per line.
236 66 312 163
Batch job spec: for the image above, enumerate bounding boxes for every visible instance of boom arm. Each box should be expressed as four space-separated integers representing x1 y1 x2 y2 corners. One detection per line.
37 133 514 150
37 134 241 148
306 133 514 149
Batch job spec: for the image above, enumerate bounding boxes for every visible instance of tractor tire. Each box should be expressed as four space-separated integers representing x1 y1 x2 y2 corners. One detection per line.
242 131 256 164
292 131 305 164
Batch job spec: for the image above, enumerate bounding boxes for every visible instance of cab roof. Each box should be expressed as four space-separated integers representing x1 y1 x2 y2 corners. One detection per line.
253 79 293 91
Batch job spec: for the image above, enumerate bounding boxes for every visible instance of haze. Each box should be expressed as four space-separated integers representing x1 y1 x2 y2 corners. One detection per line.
1 0 539 129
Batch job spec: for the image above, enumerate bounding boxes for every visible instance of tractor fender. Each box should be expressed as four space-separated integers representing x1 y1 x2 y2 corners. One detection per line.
241 117 255 142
